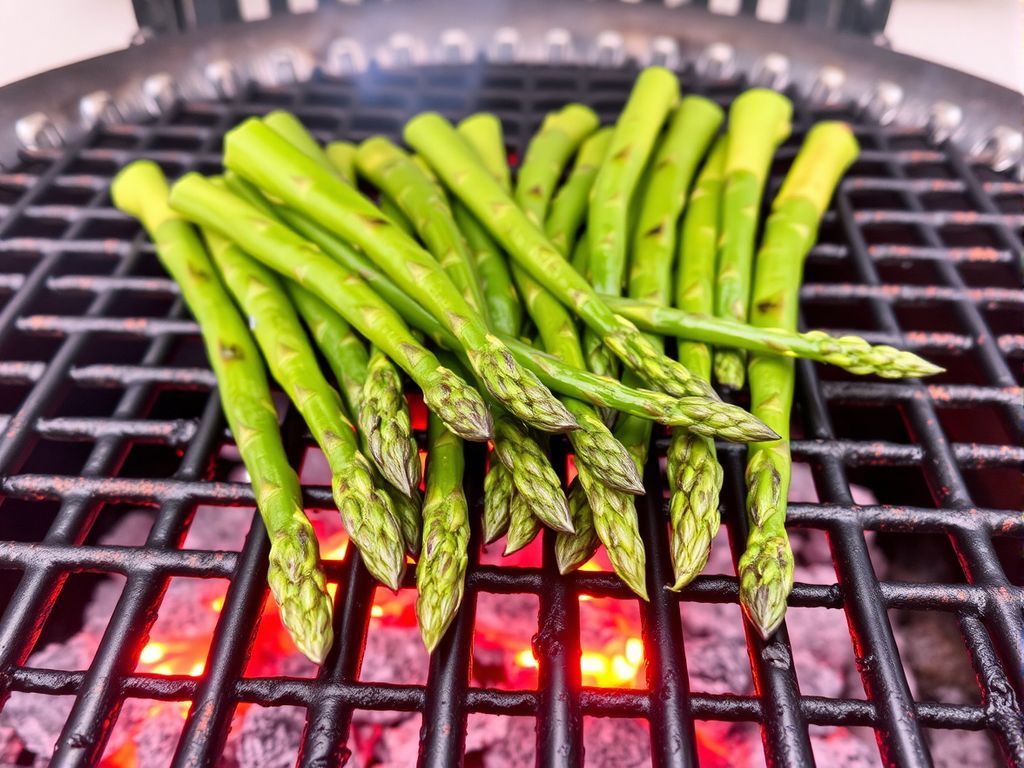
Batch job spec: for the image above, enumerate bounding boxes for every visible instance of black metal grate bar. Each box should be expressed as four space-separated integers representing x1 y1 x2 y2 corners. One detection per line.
0 63 1020 768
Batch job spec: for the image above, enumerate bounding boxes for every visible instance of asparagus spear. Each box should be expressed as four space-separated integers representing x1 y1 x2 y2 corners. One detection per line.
456 204 523 337
545 127 613 256
713 89 793 389
416 412 470 651
554 478 598 574
380 194 417 237
224 119 574 434
668 138 727 590
456 113 511 191
169 173 493 442
740 122 859 638
584 67 680 379
576 461 648 600
452 113 523 338
404 112 718 402
504 491 542 555
492 415 573 533
221 172 775 435
325 140 357 185
111 161 333 664
605 298 942 379
263 111 338 176
286 284 423 555
360 346 422 498
510 105 643 494
202 225 407 590
623 97 725 591
356 137 490 320
483 460 514 544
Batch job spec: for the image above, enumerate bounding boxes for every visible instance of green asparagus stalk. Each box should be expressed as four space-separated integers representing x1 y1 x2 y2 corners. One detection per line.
356 137 490 320
623 96 725 590
554 478 598 574
263 111 338 176
169 172 494 442
545 128 613 256
202 225 407 590
739 122 860 638
605 298 943 379
455 204 523 337
668 137 727 590
404 112 718 402
111 161 333 664
325 140 357 185
456 113 511 191
510 105 642 494
571 234 590 279
483 460 514 544
502 338 775 440
416 412 470 651
451 112 524 338
492 416 573 533
360 346 421 498
584 67 680 379
223 118 576 434
379 194 417 237
221 172 778 434
576 461 648 600
713 89 793 389
504 491 542 555
285 283 423 556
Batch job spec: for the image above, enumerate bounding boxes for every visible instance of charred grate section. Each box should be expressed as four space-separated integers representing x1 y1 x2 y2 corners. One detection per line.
0 63 1021 768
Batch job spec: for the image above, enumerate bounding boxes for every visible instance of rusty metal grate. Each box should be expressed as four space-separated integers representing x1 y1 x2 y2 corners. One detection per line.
0 63 1021 767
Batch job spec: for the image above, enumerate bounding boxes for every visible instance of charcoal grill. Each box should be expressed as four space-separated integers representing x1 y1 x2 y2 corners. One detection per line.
0 1 1021 766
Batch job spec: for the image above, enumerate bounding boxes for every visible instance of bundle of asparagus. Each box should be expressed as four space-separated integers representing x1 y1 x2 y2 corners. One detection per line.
113 66 941 658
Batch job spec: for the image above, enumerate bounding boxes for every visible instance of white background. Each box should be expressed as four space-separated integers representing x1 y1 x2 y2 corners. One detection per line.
0 0 1021 90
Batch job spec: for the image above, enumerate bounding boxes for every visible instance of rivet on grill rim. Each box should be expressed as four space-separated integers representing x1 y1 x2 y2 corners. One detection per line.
438 28 475 65
592 31 626 68
266 48 301 85
809 65 847 105
544 28 574 64
325 37 366 75
695 42 735 81
863 80 903 125
79 91 120 129
204 60 240 99
386 33 424 69
971 125 1023 174
646 36 680 70
142 73 176 116
15 112 63 151
751 53 790 91
489 27 521 63
927 101 963 144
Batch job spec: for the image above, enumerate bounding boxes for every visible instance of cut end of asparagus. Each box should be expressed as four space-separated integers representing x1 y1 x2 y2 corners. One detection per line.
111 160 178 234
423 365 494 441
738 533 794 640
712 349 747 391
266 527 335 665
471 336 579 434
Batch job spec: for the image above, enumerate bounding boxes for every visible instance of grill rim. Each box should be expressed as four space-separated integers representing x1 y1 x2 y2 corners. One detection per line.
0 0 1021 173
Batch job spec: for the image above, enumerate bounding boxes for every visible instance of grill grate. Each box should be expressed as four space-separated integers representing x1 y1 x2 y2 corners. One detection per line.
0 62 1021 768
